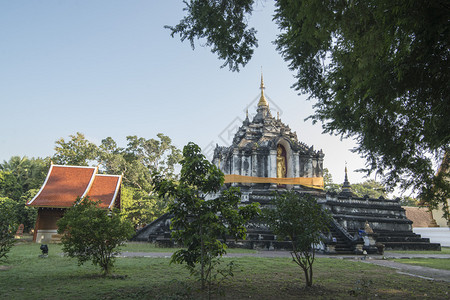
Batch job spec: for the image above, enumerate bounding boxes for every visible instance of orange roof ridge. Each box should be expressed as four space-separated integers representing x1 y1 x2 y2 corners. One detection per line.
87 174 122 209
82 165 99 199
28 164 99 206
27 165 103 208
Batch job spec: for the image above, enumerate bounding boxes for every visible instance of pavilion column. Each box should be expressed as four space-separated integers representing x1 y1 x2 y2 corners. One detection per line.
32 208 42 242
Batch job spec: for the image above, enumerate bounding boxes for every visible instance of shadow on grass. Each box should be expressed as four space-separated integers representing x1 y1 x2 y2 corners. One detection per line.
102 279 195 300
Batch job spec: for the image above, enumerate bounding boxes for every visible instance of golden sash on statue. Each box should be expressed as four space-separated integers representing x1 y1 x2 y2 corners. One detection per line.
223 174 324 189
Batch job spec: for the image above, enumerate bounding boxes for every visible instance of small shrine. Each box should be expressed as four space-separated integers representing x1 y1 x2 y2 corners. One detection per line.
27 164 122 243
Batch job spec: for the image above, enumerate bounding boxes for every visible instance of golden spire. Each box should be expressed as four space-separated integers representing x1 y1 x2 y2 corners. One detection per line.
258 72 269 107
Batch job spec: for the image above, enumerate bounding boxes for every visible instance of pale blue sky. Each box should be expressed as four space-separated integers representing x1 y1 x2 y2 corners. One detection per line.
0 1 370 185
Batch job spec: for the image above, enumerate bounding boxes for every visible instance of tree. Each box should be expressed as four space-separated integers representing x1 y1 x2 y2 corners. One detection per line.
168 1 450 219
120 186 170 229
53 133 182 227
53 132 99 166
0 197 18 260
351 180 387 199
264 191 331 287
153 142 260 292
16 189 39 232
399 196 419 207
57 197 134 276
0 156 50 200
98 134 182 191
98 134 182 227
324 168 388 199
323 168 341 194
0 156 49 232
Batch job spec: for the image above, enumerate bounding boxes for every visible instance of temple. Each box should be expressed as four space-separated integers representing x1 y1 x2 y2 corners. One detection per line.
213 74 324 190
134 76 440 253
27 164 122 243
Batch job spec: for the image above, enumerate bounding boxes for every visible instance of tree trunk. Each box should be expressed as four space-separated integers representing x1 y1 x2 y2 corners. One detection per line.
308 265 313 286
200 227 205 290
303 267 312 287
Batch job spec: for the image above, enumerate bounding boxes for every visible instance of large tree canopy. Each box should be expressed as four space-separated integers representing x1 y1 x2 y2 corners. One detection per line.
168 0 449 218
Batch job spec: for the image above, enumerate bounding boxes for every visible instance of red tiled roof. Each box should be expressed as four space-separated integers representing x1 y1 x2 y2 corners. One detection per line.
403 206 434 227
28 165 121 209
87 174 121 209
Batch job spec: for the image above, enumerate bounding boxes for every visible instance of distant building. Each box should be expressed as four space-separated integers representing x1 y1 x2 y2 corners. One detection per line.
27 164 122 243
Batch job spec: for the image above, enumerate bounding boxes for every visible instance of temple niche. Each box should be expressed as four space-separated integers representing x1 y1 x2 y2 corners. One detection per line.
212 75 324 190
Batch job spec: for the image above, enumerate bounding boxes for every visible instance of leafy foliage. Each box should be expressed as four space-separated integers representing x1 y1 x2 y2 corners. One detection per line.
323 169 387 198
165 0 257 71
323 168 341 194
154 142 260 292
0 197 18 260
57 197 134 275
169 1 450 218
53 132 98 166
264 191 331 287
53 133 182 227
399 196 419 207
0 156 50 200
0 156 48 232
351 180 387 199
98 134 182 191
120 186 170 228
274 0 449 213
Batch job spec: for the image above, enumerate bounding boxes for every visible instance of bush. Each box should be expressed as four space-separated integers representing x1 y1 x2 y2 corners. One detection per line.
264 192 331 287
0 197 18 260
57 197 134 275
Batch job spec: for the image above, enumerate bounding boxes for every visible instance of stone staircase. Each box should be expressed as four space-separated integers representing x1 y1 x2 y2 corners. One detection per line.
323 193 441 251
50 233 63 243
327 223 360 254
133 213 174 246
375 231 441 250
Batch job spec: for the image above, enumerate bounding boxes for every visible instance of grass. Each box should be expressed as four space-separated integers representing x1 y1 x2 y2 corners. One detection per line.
1 243 449 299
392 258 450 271
123 242 258 254
387 247 450 255
386 246 450 270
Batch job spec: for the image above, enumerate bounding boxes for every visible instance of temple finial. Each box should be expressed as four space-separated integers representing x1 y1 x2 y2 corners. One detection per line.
341 162 353 196
258 70 269 107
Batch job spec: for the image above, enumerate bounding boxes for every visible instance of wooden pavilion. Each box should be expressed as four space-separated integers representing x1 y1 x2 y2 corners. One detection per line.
27 164 122 243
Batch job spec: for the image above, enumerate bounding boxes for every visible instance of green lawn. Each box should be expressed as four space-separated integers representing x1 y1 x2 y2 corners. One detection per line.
387 247 450 255
1 243 449 299
122 241 257 254
392 258 450 271
387 246 450 270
